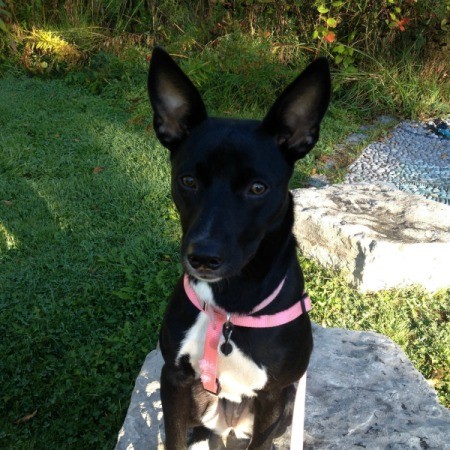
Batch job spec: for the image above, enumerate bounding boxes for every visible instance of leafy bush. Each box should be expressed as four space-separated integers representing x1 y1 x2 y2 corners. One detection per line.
311 0 448 67
0 0 10 32
0 0 12 65
2 0 448 118
19 28 84 75
177 32 306 113
6 1 449 62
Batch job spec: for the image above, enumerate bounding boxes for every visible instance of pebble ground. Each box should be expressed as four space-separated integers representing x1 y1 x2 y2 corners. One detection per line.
345 120 450 205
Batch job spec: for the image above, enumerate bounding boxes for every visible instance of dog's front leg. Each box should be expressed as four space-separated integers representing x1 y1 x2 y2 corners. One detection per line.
160 363 191 450
248 387 291 450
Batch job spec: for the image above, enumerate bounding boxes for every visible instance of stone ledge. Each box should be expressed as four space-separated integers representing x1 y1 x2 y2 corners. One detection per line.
115 325 450 449
292 183 450 292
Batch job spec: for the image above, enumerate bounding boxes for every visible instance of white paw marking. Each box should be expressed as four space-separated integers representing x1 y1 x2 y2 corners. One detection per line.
188 439 209 450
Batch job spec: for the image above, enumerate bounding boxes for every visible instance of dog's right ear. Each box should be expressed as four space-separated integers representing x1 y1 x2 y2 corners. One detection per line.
148 47 207 149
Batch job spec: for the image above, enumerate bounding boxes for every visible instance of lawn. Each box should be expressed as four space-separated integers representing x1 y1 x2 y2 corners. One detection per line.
0 75 448 449
0 76 178 448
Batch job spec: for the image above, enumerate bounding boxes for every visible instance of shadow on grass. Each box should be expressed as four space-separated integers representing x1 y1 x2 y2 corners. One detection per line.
0 76 180 448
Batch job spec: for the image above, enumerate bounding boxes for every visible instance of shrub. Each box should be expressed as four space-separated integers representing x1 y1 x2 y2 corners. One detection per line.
176 32 308 114
311 0 448 67
19 28 84 75
0 0 12 64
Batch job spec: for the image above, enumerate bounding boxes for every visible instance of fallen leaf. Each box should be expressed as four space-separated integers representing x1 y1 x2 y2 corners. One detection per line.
15 410 37 424
397 18 409 32
128 115 146 125
92 166 105 174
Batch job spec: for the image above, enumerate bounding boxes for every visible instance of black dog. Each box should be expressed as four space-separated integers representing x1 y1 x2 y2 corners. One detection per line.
148 47 330 449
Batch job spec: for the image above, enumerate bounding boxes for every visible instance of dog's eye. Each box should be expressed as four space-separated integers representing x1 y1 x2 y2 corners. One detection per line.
249 182 267 196
180 176 197 189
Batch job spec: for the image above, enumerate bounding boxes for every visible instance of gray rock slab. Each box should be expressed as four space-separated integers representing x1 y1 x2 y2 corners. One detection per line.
115 326 450 449
292 183 450 292
116 349 165 450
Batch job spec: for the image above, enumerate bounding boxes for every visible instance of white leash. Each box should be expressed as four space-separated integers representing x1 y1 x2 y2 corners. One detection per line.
290 371 307 450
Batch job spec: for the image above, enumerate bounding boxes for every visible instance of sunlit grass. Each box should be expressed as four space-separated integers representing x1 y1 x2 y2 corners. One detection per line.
0 223 18 250
0 76 177 448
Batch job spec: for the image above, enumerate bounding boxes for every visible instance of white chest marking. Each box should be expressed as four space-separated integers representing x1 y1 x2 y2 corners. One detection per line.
177 281 268 403
192 280 216 307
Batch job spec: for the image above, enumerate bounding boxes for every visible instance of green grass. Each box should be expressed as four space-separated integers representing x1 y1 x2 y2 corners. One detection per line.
0 76 179 448
0 74 448 449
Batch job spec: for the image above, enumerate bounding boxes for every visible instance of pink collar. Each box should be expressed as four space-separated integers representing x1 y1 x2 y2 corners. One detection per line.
183 274 311 394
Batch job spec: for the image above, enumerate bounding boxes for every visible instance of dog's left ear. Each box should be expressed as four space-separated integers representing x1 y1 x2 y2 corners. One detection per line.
148 47 207 150
261 57 331 162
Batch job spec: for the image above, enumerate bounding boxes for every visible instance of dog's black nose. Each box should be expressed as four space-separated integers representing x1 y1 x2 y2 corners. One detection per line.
187 244 223 271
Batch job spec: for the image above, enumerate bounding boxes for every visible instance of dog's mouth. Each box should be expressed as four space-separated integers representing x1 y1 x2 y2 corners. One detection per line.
182 257 221 281
184 264 223 283
191 273 222 283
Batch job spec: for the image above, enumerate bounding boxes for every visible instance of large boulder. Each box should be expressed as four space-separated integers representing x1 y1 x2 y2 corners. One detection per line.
292 183 450 292
115 325 450 449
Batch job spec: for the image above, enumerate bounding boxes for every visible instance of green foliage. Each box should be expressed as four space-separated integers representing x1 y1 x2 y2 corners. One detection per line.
6 0 153 32
65 47 146 96
2 0 448 119
311 0 448 67
0 0 10 33
6 0 449 62
178 32 307 114
20 28 84 75
0 0 12 64
2 1 448 122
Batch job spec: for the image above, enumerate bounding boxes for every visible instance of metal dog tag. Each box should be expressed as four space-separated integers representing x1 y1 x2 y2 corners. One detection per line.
220 321 234 356
220 342 233 356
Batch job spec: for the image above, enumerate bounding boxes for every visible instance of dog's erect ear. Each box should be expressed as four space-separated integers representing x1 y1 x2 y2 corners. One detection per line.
261 57 331 162
148 47 207 149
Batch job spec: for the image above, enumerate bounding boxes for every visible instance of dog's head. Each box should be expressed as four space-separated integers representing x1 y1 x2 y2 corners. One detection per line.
148 47 330 282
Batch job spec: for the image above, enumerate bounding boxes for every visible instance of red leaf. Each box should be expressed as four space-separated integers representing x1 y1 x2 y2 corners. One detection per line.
324 32 336 43
397 18 409 32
